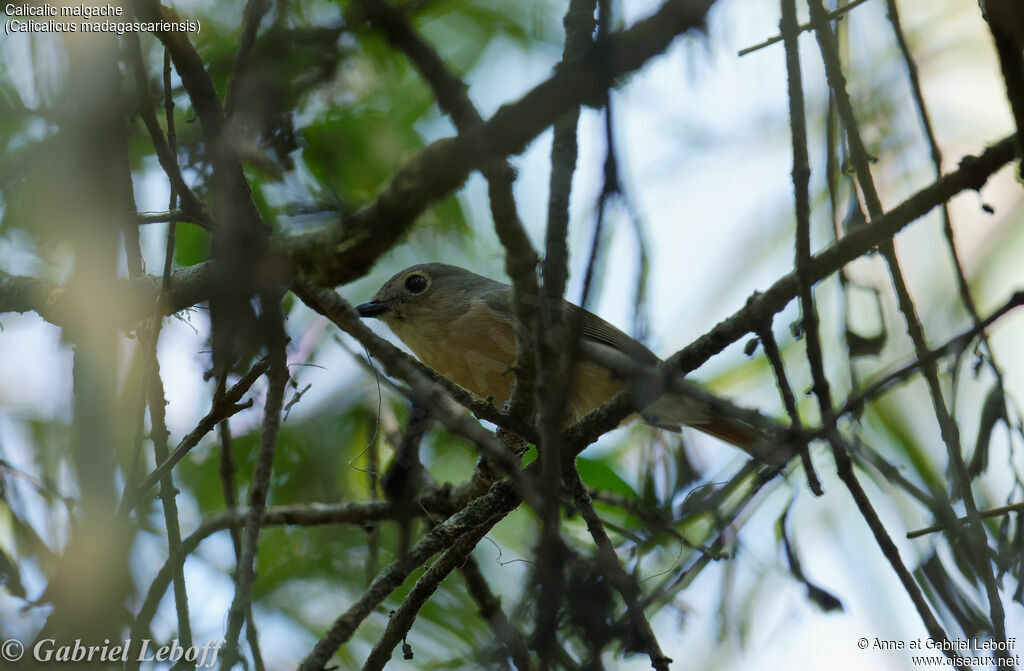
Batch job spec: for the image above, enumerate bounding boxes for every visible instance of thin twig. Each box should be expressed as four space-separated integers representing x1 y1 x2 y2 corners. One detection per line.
640 464 780 612
124 54 195 663
12 0 719 329
214 384 267 671
537 0 597 467
981 0 1024 175
563 342 794 465
124 33 212 228
907 501 1024 539
835 291 1024 420
135 209 198 225
885 0 1009 412
543 0 595 308
135 0 274 387
123 357 271 511
826 0 1012 640
147 176 194 653
568 469 672 671
757 325 823 495
382 402 430 557
533 0 596 657
878 239 1009 643
777 9 897 634
216 386 243 559
279 0 718 287
738 0 870 57
2 140 1015 339
776 0 825 501
338 330 539 442
119 94 196 659
222 330 289 668
660 135 1016 380
161 48 179 301
148 355 195 653
132 499 423 641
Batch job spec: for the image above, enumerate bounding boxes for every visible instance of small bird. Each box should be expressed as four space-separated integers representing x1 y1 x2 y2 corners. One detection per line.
356 263 769 455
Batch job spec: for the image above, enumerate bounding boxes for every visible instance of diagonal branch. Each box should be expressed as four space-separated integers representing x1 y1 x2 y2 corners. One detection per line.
486 132 1016 448
982 0 1024 174
907 500 1024 539
663 133 1017 378
279 0 718 287
225 0 270 116
125 32 213 228
360 520 498 670
132 499 445 644
298 481 521 671
568 469 671 671
122 357 271 511
737 0 870 57
757 323 823 495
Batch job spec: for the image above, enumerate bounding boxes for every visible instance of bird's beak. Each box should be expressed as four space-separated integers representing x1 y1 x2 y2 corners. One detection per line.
356 300 389 318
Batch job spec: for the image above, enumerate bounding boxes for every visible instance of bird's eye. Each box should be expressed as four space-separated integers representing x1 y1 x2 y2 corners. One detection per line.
404 274 428 294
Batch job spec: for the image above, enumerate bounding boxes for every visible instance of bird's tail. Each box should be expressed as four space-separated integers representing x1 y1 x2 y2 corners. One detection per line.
643 387 790 466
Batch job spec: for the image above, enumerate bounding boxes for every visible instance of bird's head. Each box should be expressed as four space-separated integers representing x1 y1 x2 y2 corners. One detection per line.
356 263 486 330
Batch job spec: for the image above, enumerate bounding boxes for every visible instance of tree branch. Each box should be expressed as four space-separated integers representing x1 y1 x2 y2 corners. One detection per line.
663 133 1017 378
125 32 213 228
360 520 497 670
568 469 671 671
835 291 1024 419
2 135 1014 349
121 357 271 511
132 499 429 644
222 334 288 668
298 481 521 671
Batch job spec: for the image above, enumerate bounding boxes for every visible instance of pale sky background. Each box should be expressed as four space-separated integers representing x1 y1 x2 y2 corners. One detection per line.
0 0 1022 668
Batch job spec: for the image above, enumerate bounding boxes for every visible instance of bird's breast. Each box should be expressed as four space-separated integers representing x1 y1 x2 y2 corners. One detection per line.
387 302 519 404
386 303 630 421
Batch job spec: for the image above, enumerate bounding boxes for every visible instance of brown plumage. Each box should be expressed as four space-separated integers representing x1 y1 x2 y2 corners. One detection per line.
356 263 767 455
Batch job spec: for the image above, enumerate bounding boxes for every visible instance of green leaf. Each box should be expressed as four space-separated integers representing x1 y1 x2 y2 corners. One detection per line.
173 224 211 268
575 457 636 498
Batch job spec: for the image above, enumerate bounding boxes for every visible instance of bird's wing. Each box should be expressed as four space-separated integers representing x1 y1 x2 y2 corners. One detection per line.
481 287 658 364
564 301 659 365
